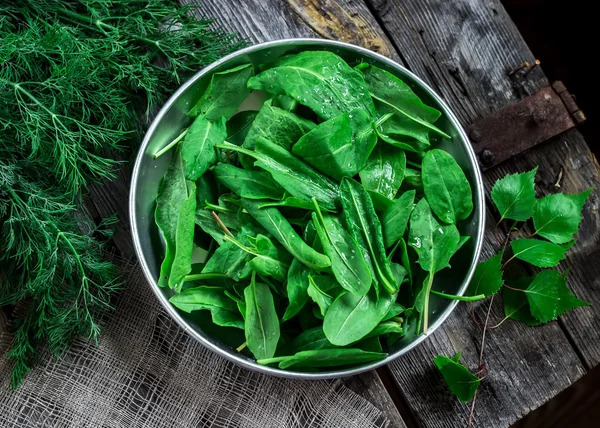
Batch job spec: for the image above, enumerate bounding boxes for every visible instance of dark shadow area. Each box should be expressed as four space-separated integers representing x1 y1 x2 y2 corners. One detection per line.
511 364 600 428
502 0 598 157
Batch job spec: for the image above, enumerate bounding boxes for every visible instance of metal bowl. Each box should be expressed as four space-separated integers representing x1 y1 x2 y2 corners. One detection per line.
130 39 485 379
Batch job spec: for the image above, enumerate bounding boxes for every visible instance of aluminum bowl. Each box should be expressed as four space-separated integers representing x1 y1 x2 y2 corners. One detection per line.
130 39 485 379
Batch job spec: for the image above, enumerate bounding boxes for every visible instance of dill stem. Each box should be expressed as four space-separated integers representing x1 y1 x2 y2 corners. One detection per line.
58 8 162 47
153 128 189 159
1 78 56 117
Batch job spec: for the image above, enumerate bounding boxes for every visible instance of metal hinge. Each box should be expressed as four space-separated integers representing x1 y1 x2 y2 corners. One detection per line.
466 81 585 170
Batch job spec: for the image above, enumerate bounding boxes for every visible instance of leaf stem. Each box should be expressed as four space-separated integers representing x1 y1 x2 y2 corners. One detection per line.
236 341 247 352
423 273 435 334
373 112 394 128
184 273 228 282
501 254 516 271
468 295 495 426
211 211 234 238
215 142 260 159
405 159 422 169
154 128 189 159
204 201 235 213
430 290 486 302
256 356 287 365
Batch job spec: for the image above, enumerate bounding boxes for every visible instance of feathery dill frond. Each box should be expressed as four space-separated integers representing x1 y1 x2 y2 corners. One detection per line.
0 0 246 387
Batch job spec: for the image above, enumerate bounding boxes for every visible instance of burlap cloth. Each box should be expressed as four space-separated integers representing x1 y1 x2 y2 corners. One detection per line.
0 260 390 427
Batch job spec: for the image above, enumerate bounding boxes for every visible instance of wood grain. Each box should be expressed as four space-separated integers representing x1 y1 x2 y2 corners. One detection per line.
368 0 548 123
344 371 408 428
367 0 598 426
83 0 600 426
484 130 600 369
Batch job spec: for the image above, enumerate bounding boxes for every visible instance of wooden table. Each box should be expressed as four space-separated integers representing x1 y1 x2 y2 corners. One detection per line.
88 1 600 426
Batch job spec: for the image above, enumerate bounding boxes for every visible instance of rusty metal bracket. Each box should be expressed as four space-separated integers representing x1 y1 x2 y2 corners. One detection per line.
467 81 585 170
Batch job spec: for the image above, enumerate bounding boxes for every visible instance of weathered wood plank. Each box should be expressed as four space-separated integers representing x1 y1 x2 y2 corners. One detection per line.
367 0 598 426
87 162 135 258
388 207 585 427
484 130 600 369
191 0 400 62
345 371 409 428
368 0 548 123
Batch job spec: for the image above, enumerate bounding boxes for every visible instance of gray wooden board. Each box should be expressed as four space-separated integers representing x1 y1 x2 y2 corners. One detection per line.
367 0 599 426
84 0 600 426
484 129 600 370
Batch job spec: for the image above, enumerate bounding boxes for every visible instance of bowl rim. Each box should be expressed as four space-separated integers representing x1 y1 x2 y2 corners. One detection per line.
130 38 486 380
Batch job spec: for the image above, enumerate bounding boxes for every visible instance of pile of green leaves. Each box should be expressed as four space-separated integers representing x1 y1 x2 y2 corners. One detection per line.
0 0 244 388
156 50 476 370
434 168 591 408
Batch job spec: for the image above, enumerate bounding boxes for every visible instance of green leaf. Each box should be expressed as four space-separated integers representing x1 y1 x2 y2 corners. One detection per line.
241 199 331 270
293 109 377 181
169 286 244 329
226 110 258 146
258 196 332 212
283 222 317 321
397 237 413 286
408 198 460 274
307 275 334 317
491 167 537 222
340 178 397 294
359 63 449 145
273 94 298 111
422 149 473 224
503 277 540 326
389 262 408 290
247 234 292 282
382 302 406 321
466 253 503 297
323 288 395 346
155 150 197 288
381 190 415 248
368 190 394 214
408 198 460 332
169 180 197 290
282 258 311 321
189 63 254 120
402 167 423 191
258 348 387 369
213 163 284 200
241 98 315 168
244 274 280 360
510 238 567 267
202 224 259 281
356 337 383 352
359 144 406 200
292 326 335 352
364 320 404 339
248 51 376 120
181 115 227 180
312 203 372 296
522 270 589 323
220 139 339 211
533 189 592 244
434 353 481 402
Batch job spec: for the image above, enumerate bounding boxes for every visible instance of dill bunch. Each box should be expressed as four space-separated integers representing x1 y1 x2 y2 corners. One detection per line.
0 0 246 388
